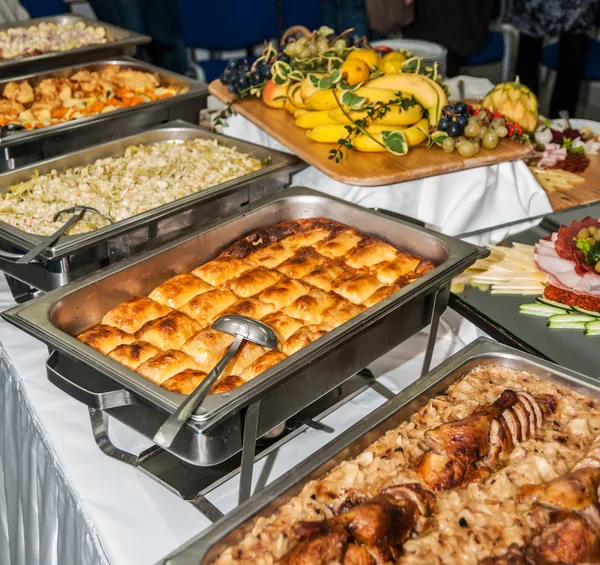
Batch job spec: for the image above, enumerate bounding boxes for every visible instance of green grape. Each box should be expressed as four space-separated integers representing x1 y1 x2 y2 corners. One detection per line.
491 117 506 128
297 37 307 48
496 125 508 138
483 130 499 149
442 137 455 152
298 47 311 59
464 122 481 138
457 139 476 157
285 42 298 56
467 116 478 125
472 141 481 154
317 37 329 53
333 39 347 53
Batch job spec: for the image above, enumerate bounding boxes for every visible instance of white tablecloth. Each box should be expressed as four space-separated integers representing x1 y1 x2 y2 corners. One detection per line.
0 272 488 565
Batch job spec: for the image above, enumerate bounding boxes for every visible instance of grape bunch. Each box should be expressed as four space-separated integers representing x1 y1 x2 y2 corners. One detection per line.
437 103 510 158
220 58 271 95
282 27 362 63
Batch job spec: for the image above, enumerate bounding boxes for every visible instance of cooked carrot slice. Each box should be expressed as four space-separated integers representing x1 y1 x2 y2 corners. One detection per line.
51 107 69 119
117 88 134 99
105 98 122 107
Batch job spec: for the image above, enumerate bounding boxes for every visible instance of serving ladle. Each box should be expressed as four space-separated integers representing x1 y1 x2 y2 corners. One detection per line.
153 315 279 449
16 205 113 265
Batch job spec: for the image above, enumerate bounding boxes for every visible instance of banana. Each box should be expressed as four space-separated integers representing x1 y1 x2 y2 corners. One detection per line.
328 104 423 127
366 74 447 123
306 124 349 143
299 73 326 102
289 83 307 109
353 86 398 104
352 118 430 152
295 110 338 129
294 108 309 118
304 89 339 111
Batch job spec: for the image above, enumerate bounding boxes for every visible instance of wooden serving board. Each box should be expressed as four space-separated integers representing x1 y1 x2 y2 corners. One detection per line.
209 80 532 187
544 155 600 211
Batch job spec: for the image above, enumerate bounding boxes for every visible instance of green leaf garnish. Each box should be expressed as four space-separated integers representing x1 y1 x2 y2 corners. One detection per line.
382 130 409 155
318 69 342 89
340 90 367 109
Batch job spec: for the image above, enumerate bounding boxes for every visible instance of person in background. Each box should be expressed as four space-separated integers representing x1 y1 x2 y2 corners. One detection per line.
402 0 495 77
505 0 599 117
321 0 369 39
87 0 189 75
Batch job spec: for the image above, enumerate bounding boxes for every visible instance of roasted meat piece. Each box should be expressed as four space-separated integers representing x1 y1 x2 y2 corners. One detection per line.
418 389 555 491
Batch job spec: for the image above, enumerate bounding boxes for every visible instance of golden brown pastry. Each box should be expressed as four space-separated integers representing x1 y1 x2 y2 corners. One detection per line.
345 239 398 269
136 349 200 385
258 277 307 310
192 256 254 286
320 302 366 331
362 284 401 308
248 243 295 269
280 228 331 249
261 312 304 342
222 341 266 377
283 288 342 324
370 255 421 284
301 261 348 291
148 273 213 308
77 324 134 354
282 325 327 356
134 311 201 350
211 375 245 394
239 350 288 382
181 328 234 371
101 296 171 334
314 230 362 258
334 274 383 305
276 247 328 279
162 369 208 395
227 266 282 298
108 341 162 370
179 288 237 326
222 297 276 320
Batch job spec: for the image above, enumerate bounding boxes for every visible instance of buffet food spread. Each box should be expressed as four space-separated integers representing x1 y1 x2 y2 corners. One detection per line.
212 363 600 565
0 138 264 235
0 65 187 130
0 20 108 61
77 218 434 395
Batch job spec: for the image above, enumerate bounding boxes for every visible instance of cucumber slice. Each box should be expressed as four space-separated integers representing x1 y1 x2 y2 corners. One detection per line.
573 306 600 317
520 303 569 316
586 320 600 331
548 314 597 323
536 297 570 310
548 321 587 329
586 329 600 336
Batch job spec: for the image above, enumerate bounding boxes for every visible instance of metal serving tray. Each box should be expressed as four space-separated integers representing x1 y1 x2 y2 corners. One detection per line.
2 187 484 466
0 120 300 296
0 57 207 171
0 14 150 78
159 337 600 565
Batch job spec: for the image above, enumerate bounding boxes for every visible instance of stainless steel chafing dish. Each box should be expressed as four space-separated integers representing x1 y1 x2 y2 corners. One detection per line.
2 187 484 467
0 14 150 78
158 337 600 565
0 57 207 171
0 120 300 300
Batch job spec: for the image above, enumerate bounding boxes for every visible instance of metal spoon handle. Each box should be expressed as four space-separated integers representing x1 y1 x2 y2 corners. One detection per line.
16 210 85 265
153 333 245 449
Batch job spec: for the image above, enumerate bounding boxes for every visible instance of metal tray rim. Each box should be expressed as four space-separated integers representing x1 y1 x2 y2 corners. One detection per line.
0 120 300 258
0 56 205 145
0 14 150 69
2 187 483 425
160 337 600 565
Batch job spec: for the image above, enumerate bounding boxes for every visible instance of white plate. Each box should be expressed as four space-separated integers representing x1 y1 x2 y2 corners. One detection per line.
550 118 600 134
371 38 448 59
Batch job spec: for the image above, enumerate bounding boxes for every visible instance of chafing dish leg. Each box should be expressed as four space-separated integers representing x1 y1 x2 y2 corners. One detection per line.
4 275 36 303
238 401 261 505
421 284 450 376
89 407 141 466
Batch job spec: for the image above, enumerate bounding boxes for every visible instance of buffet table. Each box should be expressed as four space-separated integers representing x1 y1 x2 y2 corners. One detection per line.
0 272 488 565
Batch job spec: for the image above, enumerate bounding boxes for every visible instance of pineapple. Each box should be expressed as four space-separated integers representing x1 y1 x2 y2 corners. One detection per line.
482 78 538 133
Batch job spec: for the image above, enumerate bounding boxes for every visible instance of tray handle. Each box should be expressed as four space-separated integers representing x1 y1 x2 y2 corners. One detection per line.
370 208 426 227
0 248 25 261
47 350 137 410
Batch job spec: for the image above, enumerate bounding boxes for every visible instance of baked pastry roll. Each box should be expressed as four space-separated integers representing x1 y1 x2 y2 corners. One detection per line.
181 328 235 371
136 349 200 385
370 254 422 284
283 288 342 324
258 277 307 310
148 273 213 308
222 341 266 377
319 302 366 331
302 260 348 291
249 243 295 269
362 284 401 308
179 288 237 327
227 266 282 298
192 256 254 287
282 325 327 356
134 311 201 350
280 228 331 249
334 274 383 305
345 239 398 269
77 324 135 354
101 296 171 334
262 312 304 342
314 230 362 258
276 247 328 279
162 368 207 395
239 350 288 382
211 375 244 394
222 297 276 320
108 341 162 370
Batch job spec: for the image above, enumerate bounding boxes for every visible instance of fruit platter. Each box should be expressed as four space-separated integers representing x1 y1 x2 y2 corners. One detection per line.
208 26 533 187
